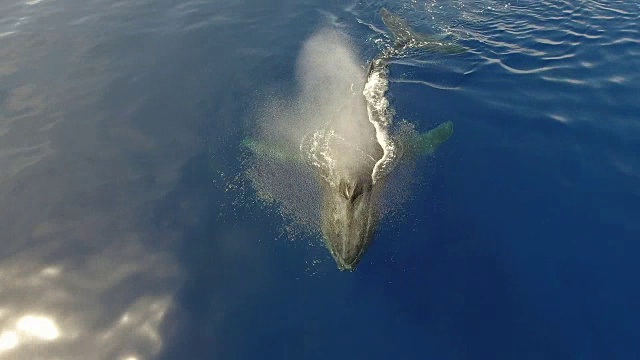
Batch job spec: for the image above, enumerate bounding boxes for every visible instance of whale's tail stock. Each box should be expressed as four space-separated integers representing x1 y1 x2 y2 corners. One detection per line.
380 7 467 55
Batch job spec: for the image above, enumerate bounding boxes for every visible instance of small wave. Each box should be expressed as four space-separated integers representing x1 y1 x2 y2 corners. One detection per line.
589 1 634 16
602 37 640 46
532 37 566 46
541 76 589 86
542 53 575 61
548 113 570 123
483 56 563 75
561 28 603 40
390 78 460 91
0 31 16 38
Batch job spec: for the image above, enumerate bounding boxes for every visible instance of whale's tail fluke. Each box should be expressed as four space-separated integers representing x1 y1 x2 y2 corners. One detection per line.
380 8 467 54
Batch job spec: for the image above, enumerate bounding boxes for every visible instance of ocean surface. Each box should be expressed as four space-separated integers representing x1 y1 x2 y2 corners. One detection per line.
1 0 638 359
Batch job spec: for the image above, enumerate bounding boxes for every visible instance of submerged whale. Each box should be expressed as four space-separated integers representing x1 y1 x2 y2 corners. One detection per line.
244 8 464 271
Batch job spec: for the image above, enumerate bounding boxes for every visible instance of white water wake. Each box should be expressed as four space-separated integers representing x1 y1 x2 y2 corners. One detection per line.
362 57 398 184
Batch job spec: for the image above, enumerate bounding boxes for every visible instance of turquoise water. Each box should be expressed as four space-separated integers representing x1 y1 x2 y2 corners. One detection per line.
0 0 638 359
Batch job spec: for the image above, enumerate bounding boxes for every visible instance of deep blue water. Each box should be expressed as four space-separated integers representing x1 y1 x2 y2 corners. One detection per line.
0 0 638 359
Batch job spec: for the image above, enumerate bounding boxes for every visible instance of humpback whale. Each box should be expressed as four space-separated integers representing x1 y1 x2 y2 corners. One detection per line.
243 8 464 271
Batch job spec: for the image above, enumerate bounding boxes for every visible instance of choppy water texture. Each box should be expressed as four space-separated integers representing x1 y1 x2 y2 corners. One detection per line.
0 0 638 359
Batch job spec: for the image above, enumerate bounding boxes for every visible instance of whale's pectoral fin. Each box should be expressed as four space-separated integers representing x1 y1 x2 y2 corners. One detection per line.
417 121 453 156
241 138 299 163
380 8 467 54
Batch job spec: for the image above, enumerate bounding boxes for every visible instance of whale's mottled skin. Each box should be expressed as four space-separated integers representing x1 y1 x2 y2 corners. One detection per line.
244 8 462 271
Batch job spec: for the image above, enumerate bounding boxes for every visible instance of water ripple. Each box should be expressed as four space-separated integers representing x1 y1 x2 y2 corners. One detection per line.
370 0 638 147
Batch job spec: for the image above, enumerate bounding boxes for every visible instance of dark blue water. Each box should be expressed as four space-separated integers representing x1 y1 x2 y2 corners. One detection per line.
0 0 638 359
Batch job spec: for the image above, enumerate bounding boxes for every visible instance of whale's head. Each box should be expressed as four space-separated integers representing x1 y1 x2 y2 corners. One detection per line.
321 174 378 271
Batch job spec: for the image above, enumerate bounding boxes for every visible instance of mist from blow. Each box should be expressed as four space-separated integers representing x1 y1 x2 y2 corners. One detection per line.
243 28 418 239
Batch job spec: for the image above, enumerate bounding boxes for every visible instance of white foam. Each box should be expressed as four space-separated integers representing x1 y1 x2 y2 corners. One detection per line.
362 60 398 184
300 129 337 186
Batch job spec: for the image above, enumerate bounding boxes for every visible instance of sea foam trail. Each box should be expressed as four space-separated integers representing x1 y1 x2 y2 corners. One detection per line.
363 54 398 184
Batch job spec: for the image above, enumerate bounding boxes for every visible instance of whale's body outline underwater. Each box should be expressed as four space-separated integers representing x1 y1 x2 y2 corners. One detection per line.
243 8 464 271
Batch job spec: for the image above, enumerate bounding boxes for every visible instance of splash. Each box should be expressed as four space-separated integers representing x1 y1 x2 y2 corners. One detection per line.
237 8 459 270
362 56 399 184
243 26 418 240
244 28 376 234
